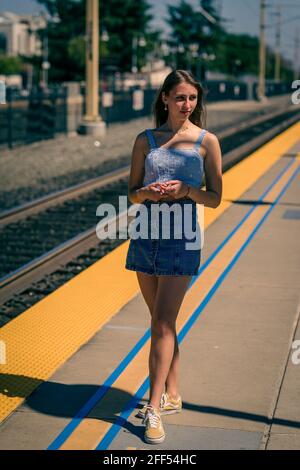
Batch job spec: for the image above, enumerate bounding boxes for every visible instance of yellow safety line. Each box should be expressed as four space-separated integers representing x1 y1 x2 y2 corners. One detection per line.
0 120 299 425
60 158 299 449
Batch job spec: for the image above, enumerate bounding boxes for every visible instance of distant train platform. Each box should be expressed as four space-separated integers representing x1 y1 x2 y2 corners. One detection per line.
0 120 299 450
0 94 293 210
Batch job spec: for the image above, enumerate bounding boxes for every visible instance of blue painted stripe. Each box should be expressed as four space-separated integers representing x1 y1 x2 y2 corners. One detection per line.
190 156 296 288
97 378 150 450
48 156 297 450
48 330 151 449
95 161 300 450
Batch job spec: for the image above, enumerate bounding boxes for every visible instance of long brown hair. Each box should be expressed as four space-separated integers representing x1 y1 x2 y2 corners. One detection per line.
153 69 207 129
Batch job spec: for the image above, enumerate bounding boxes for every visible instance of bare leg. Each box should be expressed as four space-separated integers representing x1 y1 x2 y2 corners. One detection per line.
165 334 180 399
137 272 186 401
136 272 158 398
148 275 192 409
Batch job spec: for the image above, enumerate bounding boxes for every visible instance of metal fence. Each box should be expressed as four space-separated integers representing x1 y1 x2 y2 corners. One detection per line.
86 81 249 126
0 87 67 149
80 87 157 125
0 79 291 149
253 81 290 100
203 80 248 102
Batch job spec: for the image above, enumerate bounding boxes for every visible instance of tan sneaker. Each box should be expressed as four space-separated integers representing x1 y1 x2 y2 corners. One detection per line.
138 392 182 418
142 405 165 444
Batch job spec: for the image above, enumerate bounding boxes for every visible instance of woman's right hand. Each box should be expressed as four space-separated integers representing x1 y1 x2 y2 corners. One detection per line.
142 183 169 202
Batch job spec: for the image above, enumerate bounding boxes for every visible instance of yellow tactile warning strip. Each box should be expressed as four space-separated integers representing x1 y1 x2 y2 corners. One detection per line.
0 121 300 425
60 155 300 449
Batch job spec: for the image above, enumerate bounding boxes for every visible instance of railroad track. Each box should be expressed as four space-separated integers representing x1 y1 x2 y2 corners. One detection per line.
1 103 299 227
0 105 299 326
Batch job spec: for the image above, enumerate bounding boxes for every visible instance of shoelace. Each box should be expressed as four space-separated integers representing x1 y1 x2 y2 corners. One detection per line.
160 392 168 408
144 408 160 428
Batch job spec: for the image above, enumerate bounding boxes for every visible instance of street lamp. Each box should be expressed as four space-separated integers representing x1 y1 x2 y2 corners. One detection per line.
101 25 109 90
169 46 177 69
101 26 109 42
161 42 170 57
139 36 146 48
39 12 49 89
131 37 138 73
198 52 216 81
39 12 60 89
189 43 199 76
193 6 218 81
132 35 146 73
233 58 241 76
160 41 170 67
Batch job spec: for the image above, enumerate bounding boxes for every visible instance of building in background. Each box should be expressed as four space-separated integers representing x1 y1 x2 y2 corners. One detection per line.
0 11 45 57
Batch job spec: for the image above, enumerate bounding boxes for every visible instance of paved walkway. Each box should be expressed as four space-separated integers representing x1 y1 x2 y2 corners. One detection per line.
0 126 299 450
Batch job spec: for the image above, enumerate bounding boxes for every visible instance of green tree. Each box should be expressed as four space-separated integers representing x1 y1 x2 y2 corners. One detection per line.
36 0 86 82
101 0 156 72
36 0 157 82
213 33 259 77
0 55 23 74
213 32 295 81
165 1 294 81
200 0 225 49
165 0 225 76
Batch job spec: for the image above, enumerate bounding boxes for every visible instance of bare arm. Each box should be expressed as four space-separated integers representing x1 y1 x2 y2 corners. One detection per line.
128 132 172 204
127 132 149 204
188 133 222 208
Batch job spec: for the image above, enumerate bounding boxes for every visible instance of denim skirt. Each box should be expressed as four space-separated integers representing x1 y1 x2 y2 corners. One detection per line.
125 199 201 276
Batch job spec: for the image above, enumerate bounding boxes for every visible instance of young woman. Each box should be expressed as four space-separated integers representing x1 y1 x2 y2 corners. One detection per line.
125 70 222 444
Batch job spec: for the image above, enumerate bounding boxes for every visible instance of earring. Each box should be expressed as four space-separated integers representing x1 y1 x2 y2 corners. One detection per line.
164 103 168 111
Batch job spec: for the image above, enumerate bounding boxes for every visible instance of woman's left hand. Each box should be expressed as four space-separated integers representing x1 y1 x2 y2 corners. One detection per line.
161 180 189 199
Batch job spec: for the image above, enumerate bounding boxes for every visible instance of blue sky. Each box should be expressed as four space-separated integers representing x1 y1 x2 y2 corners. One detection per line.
1 0 299 64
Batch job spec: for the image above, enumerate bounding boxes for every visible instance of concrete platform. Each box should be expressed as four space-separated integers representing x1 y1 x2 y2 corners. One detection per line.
0 129 299 450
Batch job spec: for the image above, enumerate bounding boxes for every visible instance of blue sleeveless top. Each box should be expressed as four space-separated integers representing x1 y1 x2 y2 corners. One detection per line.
143 128 206 187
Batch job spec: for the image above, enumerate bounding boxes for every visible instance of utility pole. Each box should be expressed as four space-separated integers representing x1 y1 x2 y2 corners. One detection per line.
274 3 281 82
268 2 300 83
258 0 267 101
79 0 106 137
